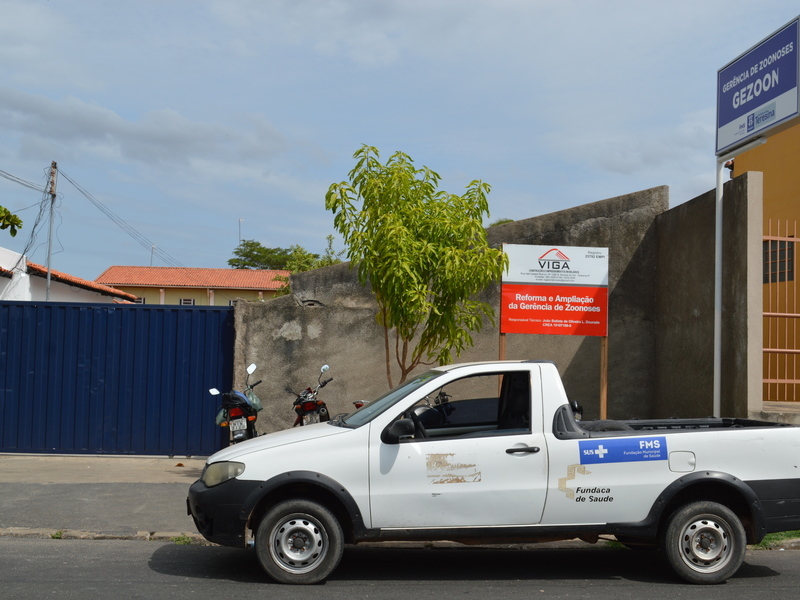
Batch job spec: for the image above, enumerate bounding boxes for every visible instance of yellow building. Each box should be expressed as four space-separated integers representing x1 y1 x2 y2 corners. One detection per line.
732 125 800 401
95 266 289 306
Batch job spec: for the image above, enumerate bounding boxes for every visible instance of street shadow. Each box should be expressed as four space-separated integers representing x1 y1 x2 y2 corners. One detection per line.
729 560 781 579
148 544 267 584
334 546 675 583
148 543 782 585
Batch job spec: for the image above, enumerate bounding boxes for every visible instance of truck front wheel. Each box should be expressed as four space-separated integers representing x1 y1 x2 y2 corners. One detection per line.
255 499 344 585
660 501 746 584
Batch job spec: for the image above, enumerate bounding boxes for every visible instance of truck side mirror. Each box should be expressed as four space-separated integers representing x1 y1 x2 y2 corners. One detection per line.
381 418 415 444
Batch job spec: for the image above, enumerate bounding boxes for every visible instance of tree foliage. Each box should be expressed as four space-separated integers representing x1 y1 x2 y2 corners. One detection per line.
0 206 22 237
228 239 293 270
273 235 344 296
229 237 343 272
326 145 507 386
229 236 343 296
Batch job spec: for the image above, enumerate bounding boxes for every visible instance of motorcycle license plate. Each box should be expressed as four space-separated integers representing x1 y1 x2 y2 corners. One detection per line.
229 418 247 431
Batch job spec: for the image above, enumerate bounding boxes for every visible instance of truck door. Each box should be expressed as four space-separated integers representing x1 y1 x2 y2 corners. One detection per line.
368 368 549 528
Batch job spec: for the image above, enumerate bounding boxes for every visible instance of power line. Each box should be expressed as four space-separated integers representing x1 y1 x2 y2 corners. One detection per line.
0 168 46 193
58 169 187 270
58 169 243 296
5 164 247 299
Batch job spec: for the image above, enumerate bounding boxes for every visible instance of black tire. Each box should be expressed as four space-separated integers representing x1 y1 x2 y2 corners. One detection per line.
255 499 344 585
660 501 746 584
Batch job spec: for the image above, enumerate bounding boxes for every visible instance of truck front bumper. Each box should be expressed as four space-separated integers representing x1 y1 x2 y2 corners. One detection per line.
186 478 262 548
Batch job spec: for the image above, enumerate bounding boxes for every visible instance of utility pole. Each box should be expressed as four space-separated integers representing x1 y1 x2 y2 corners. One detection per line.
45 161 57 301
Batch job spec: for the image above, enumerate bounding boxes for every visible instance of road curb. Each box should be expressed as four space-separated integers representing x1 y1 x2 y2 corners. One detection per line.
0 527 209 544
2 526 799 551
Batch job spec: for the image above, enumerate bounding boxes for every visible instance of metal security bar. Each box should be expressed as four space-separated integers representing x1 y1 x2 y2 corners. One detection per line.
764 219 799 401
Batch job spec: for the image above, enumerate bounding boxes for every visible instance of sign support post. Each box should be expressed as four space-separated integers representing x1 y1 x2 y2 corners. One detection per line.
600 336 608 419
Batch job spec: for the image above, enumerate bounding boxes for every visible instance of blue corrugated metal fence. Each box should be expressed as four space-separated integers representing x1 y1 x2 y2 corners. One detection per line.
0 301 234 456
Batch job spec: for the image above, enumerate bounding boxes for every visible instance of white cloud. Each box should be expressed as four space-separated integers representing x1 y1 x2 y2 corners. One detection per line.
1 0 797 279
0 86 291 173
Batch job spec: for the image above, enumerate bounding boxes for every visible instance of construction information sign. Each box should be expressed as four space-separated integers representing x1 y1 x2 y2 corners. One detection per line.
501 244 608 336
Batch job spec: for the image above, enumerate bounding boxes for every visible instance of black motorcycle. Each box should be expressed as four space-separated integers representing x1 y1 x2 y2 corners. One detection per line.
211 363 263 444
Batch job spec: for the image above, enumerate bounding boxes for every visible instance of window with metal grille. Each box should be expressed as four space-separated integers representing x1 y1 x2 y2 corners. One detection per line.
179 298 196 306
764 239 795 283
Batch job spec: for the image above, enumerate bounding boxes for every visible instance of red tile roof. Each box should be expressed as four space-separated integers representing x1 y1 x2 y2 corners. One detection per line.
26 262 137 301
95 266 289 290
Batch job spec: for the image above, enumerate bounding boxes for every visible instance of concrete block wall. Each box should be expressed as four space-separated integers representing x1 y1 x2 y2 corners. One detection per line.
654 172 763 418
233 175 764 433
234 185 672 431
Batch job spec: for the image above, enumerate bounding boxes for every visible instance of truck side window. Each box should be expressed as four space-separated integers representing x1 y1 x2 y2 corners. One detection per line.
404 371 531 440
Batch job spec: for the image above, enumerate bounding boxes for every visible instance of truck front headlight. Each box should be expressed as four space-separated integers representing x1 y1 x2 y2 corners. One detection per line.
201 461 245 487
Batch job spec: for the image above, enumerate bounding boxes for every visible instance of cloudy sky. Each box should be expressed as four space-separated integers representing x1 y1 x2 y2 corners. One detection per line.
0 1 796 280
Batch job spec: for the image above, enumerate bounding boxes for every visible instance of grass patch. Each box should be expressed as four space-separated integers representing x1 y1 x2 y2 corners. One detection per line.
171 535 194 546
754 530 800 549
50 530 63 539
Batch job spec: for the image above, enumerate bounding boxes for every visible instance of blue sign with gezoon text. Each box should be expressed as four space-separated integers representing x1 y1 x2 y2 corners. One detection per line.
717 17 799 154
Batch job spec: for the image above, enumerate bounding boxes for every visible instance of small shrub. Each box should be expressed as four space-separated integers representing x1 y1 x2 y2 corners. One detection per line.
171 535 193 546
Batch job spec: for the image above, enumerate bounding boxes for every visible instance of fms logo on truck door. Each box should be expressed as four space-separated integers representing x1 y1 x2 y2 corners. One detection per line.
579 437 667 465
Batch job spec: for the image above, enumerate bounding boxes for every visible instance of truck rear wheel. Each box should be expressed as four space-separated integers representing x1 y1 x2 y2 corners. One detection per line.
660 501 746 584
255 499 344 585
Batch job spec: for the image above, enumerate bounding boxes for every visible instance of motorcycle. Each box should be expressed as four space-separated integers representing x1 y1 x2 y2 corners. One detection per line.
211 363 263 444
288 365 333 426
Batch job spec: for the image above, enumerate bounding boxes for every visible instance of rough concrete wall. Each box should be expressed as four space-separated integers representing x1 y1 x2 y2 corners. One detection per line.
484 186 668 419
725 173 763 418
234 186 669 433
233 293 384 432
654 172 762 418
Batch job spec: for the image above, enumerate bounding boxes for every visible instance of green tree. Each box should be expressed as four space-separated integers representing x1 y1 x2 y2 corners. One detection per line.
0 206 22 237
274 235 344 296
228 239 292 270
326 145 507 387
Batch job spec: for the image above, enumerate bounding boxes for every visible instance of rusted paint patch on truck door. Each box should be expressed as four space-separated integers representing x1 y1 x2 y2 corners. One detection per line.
426 453 482 484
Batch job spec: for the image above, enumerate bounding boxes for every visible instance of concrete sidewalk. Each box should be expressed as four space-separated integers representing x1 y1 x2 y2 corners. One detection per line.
0 454 208 542
2 453 799 552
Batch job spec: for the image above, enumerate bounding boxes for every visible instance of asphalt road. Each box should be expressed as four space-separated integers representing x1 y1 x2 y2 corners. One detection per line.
2 538 799 599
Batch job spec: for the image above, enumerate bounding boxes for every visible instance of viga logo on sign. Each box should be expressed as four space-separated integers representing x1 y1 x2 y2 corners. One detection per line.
538 248 570 270
579 437 667 465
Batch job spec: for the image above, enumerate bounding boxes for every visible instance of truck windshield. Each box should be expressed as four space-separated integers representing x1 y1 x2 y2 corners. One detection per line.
338 369 445 428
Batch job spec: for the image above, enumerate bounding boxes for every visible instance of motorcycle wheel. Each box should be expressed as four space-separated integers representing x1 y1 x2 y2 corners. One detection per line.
255 499 344 585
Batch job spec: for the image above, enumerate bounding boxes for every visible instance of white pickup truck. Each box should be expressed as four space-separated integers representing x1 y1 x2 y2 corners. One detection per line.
187 360 800 585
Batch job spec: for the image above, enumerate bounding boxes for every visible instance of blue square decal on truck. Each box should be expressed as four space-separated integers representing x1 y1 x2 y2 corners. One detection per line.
579 437 667 465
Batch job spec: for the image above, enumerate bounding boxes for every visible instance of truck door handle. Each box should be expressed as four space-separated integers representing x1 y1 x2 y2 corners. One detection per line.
506 446 540 454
